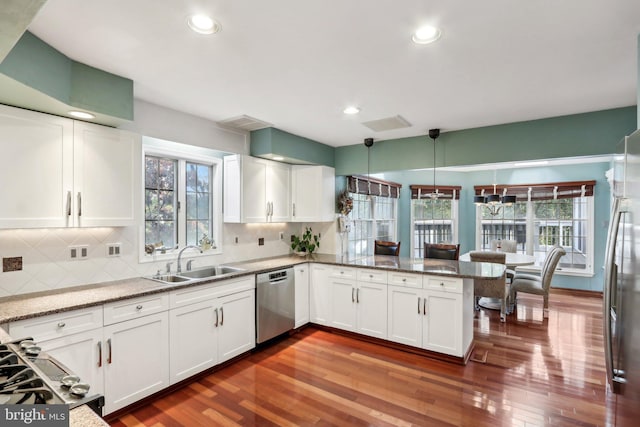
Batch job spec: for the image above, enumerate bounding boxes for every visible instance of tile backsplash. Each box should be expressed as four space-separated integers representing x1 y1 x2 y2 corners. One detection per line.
0 221 337 297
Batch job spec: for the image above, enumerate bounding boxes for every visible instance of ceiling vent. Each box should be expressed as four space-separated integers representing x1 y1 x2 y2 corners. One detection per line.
361 115 411 132
217 115 273 131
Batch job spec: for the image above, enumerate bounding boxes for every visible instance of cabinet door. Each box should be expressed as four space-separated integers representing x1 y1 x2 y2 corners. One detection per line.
241 157 268 222
39 329 105 397
169 299 218 385
330 279 357 332
387 285 422 347
103 311 169 415
217 289 255 364
0 105 73 228
294 264 310 328
73 122 141 227
356 282 387 339
291 165 335 222
422 290 462 356
267 161 290 222
310 264 331 325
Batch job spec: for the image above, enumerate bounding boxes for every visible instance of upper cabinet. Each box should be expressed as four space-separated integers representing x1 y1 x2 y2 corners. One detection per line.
291 165 335 222
223 154 290 223
223 155 335 224
0 104 141 229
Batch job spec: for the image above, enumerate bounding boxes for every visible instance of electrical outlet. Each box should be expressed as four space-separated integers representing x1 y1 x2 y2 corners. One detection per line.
258 237 264 246
69 245 89 260
107 243 121 257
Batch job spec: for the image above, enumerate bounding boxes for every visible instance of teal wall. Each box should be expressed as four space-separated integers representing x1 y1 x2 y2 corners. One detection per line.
251 127 335 167
335 107 636 175
0 31 133 120
638 34 640 128
379 161 610 291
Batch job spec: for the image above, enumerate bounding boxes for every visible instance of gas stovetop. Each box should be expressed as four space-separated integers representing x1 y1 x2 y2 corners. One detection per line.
0 338 103 412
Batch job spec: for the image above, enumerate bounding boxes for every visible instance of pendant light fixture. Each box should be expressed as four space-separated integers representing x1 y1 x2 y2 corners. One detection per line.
364 138 374 199
474 169 516 216
428 128 440 199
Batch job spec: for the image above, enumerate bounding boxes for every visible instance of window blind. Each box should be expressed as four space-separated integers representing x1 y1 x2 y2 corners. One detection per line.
473 180 596 201
347 175 402 198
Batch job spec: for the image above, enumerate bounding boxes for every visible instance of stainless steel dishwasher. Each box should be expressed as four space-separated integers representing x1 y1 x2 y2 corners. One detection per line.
256 268 295 343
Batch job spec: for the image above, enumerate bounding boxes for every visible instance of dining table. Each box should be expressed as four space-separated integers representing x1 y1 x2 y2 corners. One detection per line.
460 251 536 311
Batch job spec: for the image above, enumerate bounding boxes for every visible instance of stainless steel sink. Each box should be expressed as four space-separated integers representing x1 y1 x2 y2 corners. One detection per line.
145 265 245 285
179 265 244 279
147 274 191 284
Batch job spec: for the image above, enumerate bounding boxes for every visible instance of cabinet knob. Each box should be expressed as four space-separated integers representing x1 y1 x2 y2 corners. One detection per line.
136 305 143 310
402 278 407 282
440 282 444 287
57 322 66 328
369 274 373 278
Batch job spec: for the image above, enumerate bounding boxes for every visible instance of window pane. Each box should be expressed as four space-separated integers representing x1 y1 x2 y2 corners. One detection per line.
479 201 526 252
412 198 454 258
185 161 212 247
145 156 177 248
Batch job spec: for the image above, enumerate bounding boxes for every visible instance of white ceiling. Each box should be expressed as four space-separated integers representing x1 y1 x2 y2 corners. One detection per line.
27 0 640 148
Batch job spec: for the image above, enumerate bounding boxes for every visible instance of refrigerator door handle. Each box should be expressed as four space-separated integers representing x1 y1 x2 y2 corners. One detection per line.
604 197 623 392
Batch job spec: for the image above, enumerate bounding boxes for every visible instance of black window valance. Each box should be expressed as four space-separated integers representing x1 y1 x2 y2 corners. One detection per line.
474 180 596 201
347 175 402 198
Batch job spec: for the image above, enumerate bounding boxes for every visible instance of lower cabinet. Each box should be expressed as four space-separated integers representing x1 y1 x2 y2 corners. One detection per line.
388 277 471 357
103 311 170 414
217 289 255 363
310 264 331 325
294 264 310 328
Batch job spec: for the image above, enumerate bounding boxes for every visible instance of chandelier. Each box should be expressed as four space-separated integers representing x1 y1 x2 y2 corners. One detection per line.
474 173 516 216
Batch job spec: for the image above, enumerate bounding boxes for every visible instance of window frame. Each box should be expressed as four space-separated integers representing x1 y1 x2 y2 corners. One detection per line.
410 198 459 259
140 139 223 263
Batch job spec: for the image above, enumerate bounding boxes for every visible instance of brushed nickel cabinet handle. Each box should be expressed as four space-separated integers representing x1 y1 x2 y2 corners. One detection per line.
97 341 102 368
356 288 360 303
292 202 296 217
352 288 355 302
107 338 112 364
66 191 72 216
418 297 421 314
220 307 224 326
77 192 82 216
214 308 219 327
423 298 427 316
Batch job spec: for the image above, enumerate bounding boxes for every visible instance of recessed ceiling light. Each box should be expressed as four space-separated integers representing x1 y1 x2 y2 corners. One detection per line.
68 111 95 119
343 106 360 115
187 14 221 35
412 25 441 44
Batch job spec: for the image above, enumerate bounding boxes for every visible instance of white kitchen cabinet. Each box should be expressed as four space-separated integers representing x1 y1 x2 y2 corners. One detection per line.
103 311 170 414
0 104 73 228
291 165 336 222
387 276 472 357
168 277 255 385
72 121 141 227
223 154 290 223
294 263 310 328
310 264 331 325
330 268 387 339
0 105 140 229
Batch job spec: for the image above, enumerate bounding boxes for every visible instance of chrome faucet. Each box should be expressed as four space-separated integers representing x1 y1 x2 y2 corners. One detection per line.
176 245 203 273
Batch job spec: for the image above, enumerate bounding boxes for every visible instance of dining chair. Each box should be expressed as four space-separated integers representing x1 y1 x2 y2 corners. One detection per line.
490 239 517 253
374 240 401 256
469 250 508 322
509 246 566 318
424 243 460 260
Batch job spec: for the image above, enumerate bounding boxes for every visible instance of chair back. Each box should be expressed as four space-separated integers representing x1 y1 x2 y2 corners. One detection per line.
469 250 506 265
490 239 517 253
374 240 401 256
540 247 566 291
424 243 460 260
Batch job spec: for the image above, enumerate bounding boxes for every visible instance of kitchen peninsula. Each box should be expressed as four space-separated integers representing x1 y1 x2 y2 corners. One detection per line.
0 254 503 419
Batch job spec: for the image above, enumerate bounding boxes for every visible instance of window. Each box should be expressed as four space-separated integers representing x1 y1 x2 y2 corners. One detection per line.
475 180 595 275
410 185 461 258
142 139 222 260
346 176 400 257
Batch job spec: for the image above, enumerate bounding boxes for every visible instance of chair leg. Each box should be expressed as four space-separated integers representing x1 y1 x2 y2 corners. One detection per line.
500 298 506 322
474 296 480 311
543 294 549 318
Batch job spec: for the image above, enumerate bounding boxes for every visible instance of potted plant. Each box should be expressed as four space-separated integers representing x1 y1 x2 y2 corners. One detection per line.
291 227 320 256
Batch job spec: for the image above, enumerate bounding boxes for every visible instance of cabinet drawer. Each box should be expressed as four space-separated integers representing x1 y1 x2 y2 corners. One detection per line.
424 277 463 293
104 293 169 325
169 277 254 309
388 272 423 289
9 306 103 342
329 266 357 280
357 269 388 284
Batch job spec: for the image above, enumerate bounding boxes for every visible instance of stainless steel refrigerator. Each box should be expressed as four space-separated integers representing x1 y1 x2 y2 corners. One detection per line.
604 129 640 425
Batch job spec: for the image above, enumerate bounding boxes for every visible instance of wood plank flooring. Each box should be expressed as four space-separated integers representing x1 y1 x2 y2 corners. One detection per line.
108 290 612 426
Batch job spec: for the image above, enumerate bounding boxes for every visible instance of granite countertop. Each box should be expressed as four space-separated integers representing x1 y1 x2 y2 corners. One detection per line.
0 254 504 324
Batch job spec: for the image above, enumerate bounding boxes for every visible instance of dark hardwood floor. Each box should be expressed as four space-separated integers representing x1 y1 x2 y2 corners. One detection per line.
109 290 612 426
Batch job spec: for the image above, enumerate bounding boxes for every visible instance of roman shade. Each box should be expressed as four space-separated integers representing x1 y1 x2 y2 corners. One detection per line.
410 185 461 200
474 180 595 201
347 175 402 198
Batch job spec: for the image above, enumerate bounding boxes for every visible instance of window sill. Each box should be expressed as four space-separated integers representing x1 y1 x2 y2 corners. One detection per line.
514 266 595 278
138 247 223 264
